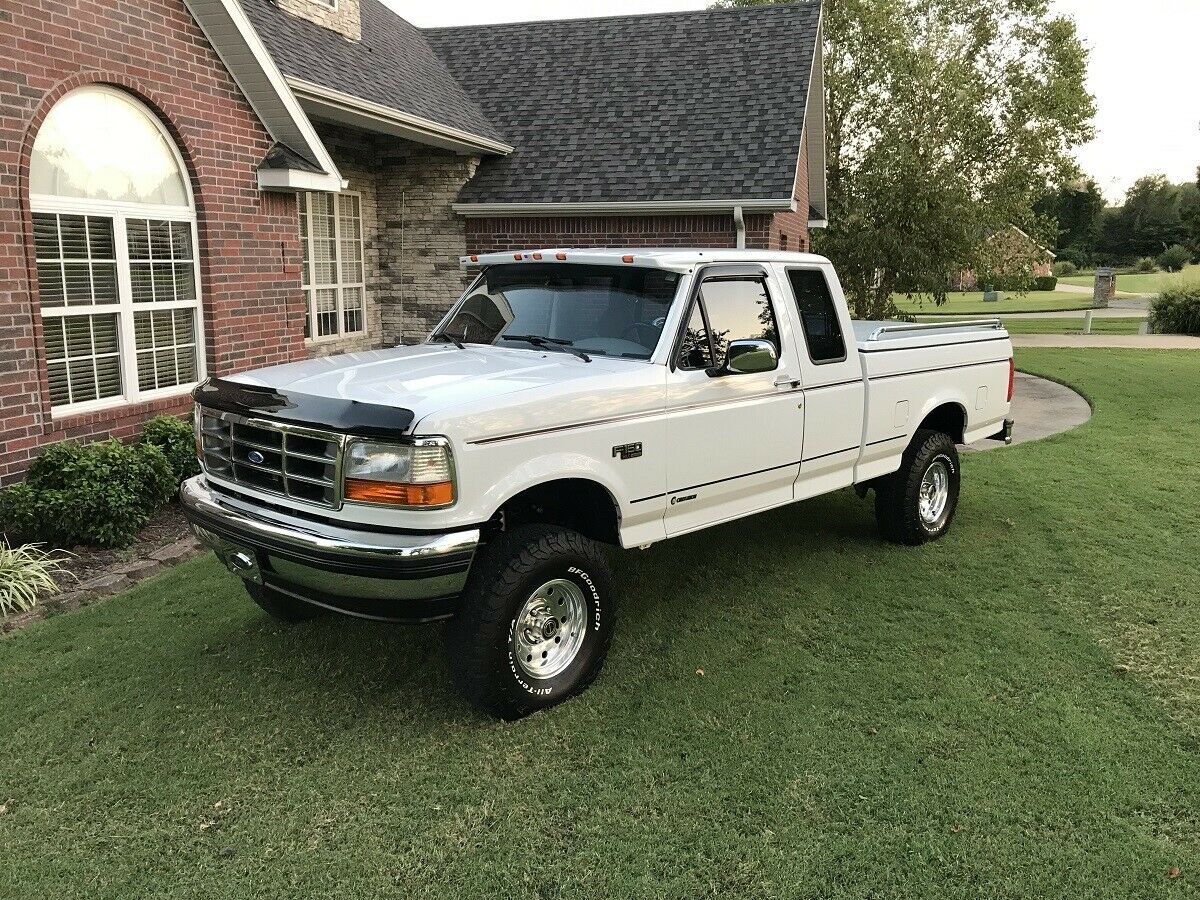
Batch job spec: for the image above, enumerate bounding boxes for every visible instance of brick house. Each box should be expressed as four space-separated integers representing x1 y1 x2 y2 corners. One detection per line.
951 226 1057 291
0 0 826 483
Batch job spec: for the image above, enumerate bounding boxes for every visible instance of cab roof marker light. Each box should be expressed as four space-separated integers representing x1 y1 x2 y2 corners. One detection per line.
622 255 635 264
556 252 568 260
514 253 523 261
532 252 543 260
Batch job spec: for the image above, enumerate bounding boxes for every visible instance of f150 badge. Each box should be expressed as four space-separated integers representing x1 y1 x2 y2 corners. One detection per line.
612 443 642 461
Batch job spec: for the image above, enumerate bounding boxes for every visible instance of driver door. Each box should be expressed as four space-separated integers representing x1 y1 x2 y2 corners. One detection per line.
663 267 806 536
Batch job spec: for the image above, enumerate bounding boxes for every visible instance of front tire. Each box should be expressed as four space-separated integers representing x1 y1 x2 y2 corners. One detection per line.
447 524 616 720
875 429 961 545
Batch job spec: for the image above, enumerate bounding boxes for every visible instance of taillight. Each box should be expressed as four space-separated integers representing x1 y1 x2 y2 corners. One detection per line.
1007 358 1015 402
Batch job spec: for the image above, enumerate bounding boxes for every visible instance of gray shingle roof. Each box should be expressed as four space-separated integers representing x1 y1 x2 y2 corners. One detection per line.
240 0 505 146
425 2 821 206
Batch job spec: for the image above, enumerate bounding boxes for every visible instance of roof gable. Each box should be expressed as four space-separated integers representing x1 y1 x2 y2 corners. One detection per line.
425 2 822 207
239 0 506 150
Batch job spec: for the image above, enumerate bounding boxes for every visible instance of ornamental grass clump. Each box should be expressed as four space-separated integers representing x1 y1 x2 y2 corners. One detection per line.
0 541 70 618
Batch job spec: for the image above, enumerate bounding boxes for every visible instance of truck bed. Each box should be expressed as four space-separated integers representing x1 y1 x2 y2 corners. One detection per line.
849 318 1014 483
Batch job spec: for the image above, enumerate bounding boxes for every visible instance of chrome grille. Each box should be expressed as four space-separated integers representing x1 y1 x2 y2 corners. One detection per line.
199 409 344 508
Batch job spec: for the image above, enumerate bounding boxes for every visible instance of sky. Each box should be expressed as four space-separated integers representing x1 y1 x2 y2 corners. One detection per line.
385 0 1200 203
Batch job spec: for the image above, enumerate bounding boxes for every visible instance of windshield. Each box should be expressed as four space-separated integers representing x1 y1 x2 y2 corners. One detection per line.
432 264 681 359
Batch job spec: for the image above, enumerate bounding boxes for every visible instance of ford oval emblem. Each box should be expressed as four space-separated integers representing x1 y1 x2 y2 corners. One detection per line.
247 450 266 465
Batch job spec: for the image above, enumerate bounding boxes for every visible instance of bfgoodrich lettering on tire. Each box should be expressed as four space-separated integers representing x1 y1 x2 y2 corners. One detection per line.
447 524 616 720
874 429 962 546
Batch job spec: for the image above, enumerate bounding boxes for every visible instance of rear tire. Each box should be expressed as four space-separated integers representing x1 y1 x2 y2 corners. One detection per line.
447 524 616 720
245 583 324 623
875 429 961 545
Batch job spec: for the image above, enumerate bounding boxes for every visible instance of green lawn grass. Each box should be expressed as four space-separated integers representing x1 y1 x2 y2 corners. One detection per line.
2 351 1199 898
893 291 1091 315
999 317 1144 336
1060 264 1200 295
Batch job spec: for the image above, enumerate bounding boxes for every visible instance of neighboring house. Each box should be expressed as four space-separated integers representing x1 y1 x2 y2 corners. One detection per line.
951 225 1056 291
0 0 825 483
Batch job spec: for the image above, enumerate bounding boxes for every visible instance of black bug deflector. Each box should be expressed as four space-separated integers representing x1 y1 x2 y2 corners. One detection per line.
193 377 416 439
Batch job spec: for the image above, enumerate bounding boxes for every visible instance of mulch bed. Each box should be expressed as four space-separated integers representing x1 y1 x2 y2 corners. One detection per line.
2 503 202 635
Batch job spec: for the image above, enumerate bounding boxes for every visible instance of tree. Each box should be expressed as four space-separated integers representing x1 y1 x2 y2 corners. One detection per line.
713 0 1094 318
1181 168 1200 258
1034 178 1105 267
1099 175 1187 263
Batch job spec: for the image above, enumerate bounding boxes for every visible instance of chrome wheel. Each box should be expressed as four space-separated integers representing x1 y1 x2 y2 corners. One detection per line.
511 578 587 680
919 458 951 528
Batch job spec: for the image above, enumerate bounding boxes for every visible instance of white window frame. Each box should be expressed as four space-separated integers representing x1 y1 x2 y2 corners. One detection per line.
299 190 367 344
29 87 206 419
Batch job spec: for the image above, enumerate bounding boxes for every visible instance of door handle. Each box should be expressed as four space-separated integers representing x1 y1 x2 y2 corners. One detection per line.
774 374 802 389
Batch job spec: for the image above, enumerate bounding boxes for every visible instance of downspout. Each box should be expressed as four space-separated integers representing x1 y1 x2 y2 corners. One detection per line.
733 205 746 249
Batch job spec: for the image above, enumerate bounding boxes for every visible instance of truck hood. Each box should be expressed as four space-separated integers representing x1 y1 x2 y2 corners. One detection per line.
224 344 638 426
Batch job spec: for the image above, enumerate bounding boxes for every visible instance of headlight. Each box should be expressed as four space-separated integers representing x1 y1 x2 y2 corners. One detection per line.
342 439 455 508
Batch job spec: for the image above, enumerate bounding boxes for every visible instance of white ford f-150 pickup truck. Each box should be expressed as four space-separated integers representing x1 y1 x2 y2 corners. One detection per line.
181 249 1014 718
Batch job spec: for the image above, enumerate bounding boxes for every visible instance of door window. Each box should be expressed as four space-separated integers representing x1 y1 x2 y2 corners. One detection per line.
676 277 779 370
787 269 846 363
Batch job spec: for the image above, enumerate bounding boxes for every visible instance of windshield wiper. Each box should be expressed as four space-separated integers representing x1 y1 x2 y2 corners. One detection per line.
502 334 591 363
431 332 466 350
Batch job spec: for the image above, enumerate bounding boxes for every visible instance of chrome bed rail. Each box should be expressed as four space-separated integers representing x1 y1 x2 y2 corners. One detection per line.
864 319 1004 341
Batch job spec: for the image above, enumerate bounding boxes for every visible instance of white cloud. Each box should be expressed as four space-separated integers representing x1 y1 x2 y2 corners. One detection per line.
1051 0 1199 202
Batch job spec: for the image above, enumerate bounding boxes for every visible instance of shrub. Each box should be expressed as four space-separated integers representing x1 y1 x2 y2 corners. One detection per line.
1150 281 1200 335
1052 261 1078 278
0 541 70 618
1033 275 1058 291
1158 244 1192 273
141 415 200 486
0 440 175 549
1136 257 1157 273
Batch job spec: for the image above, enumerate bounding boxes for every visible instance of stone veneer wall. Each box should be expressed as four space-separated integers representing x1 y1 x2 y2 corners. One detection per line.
275 0 361 41
375 145 479 345
304 126 480 348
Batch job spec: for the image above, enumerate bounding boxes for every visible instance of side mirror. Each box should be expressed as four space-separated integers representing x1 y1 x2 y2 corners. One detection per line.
707 339 778 377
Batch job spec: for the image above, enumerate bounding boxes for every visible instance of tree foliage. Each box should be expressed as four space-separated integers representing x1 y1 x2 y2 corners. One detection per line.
713 0 1094 318
1099 175 1194 263
1034 178 1105 267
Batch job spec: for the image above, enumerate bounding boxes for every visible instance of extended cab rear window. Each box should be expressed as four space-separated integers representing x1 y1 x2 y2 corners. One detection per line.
787 269 846 364
437 264 680 360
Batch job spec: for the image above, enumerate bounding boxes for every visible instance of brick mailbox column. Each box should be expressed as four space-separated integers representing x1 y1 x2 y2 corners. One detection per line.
1093 268 1116 308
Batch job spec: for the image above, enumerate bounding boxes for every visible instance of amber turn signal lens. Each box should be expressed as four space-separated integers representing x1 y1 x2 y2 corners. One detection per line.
344 479 454 507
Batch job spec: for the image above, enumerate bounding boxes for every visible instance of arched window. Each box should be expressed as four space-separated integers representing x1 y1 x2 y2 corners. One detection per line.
30 86 204 412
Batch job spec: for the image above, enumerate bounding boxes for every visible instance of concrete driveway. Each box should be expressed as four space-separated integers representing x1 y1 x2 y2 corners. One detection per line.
968 373 1091 452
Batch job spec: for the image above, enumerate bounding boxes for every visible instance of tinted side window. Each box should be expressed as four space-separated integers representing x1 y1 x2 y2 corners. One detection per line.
678 303 713 369
787 269 846 363
698 279 779 368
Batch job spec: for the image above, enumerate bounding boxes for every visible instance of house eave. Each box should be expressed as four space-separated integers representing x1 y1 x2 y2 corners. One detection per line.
257 168 345 192
181 0 342 186
287 78 514 156
452 199 797 218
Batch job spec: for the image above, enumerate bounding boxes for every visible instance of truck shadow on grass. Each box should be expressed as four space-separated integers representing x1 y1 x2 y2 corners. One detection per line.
175 488 890 723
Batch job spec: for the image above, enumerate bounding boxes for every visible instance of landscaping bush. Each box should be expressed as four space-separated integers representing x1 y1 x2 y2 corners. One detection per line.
0 541 69 618
1033 275 1058 291
1052 261 1078 278
0 440 175 549
1157 244 1192 273
1150 281 1200 335
141 415 200 486
1136 257 1158 273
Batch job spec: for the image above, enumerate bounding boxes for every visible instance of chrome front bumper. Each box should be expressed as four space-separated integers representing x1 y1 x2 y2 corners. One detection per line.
180 476 479 622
